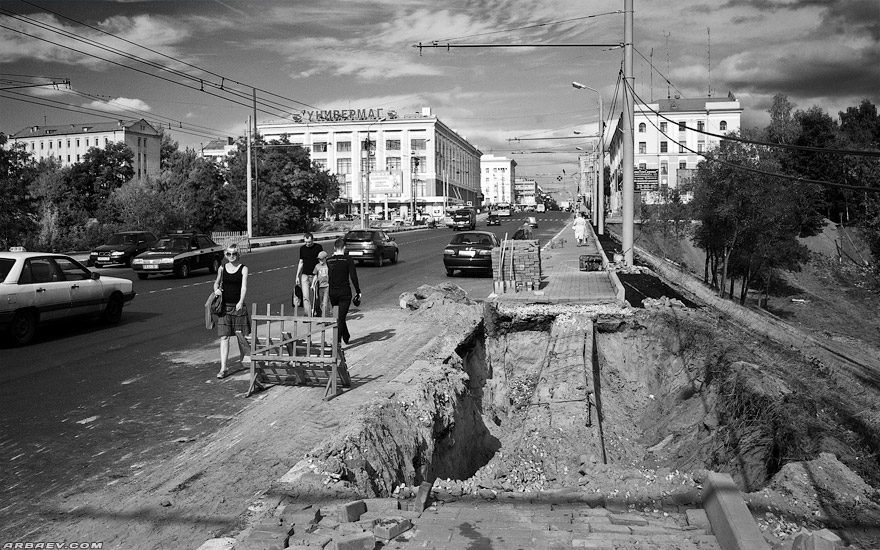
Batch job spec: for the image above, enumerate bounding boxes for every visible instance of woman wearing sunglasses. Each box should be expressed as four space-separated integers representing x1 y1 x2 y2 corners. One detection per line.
213 244 251 379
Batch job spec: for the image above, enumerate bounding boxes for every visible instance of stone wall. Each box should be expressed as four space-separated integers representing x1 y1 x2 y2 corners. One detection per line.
492 239 541 292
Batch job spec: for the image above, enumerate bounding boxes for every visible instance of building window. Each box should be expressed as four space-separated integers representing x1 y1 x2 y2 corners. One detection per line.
638 122 646 132
412 157 426 173
360 139 376 150
337 158 352 174
360 156 377 172
660 141 668 153
720 120 727 131
104 138 109 145
138 137 142 147
58 140 62 148
313 159 327 170
697 142 705 153
312 142 328 153
48 141 52 149
386 157 401 170
660 161 668 175
77 155 81 161
144 138 148 147
638 142 646 154
679 142 686 153
639 162 647 170
660 121 667 133
679 161 687 169
386 139 400 150
67 139 70 147
410 138 426 150
697 121 705 132
337 141 351 152
76 139 80 147
67 155 71 162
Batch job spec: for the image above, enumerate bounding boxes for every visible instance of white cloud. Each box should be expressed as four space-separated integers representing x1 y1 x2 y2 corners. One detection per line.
82 97 151 114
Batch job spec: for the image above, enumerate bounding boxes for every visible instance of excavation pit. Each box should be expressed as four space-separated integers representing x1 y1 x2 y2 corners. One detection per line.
284 294 880 538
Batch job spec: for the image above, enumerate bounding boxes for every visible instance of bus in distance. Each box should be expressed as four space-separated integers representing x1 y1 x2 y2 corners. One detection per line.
495 203 512 217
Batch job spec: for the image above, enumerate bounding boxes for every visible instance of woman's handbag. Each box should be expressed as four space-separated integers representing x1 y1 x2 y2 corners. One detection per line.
210 293 224 316
292 284 303 308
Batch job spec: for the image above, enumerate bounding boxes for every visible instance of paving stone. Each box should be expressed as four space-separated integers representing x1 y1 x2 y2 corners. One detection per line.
608 512 650 526
333 532 375 550
287 531 333 548
589 522 632 534
338 499 368 522
374 517 413 540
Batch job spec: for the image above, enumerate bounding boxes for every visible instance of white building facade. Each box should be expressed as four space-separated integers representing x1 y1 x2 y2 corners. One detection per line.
258 107 482 220
608 93 742 208
480 154 516 206
9 119 161 180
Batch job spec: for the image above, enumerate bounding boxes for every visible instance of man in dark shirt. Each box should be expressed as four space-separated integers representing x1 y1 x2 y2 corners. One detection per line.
295 232 324 316
326 237 361 344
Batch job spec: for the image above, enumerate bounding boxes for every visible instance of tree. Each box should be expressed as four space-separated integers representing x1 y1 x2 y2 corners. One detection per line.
691 129 820 303
64 142 135 218
0 135 39 249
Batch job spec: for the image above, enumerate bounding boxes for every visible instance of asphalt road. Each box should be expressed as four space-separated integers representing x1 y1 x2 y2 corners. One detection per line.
0 211 567 538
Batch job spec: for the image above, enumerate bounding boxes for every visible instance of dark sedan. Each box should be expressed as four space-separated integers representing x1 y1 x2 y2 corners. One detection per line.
130 231 223 279
343 229 399 266
443 231 500 277
88 231 158 267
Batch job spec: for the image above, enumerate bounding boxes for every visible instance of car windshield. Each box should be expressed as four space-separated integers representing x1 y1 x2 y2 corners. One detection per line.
0 258 14 281
107 234 136 245
450 233 493 246
153 237 190 251
345 231 374 242
453 211 471 219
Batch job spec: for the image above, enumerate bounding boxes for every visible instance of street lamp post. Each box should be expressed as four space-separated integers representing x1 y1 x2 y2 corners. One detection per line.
572 81 605 235
361 117 387 229
411 155 420 224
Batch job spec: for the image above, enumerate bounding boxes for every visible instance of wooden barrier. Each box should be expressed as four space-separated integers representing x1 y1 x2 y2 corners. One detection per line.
247 303 350 400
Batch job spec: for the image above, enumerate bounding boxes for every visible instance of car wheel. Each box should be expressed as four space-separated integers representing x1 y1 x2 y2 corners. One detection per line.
391 250 399 264
374 252 383 267
8 309 37 346
445 268 455 277
209 256 220 274
101 294 124 324
176 261 190 278
137 273 149 280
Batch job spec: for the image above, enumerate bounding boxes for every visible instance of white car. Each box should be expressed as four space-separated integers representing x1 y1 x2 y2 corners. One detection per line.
0 252 136 345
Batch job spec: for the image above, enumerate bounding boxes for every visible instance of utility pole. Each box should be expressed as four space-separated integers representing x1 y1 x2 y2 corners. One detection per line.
362 136 372 229
252 88 260 237
597 92 605 236
622 0 635 266
246 117 253 239
412 155 420 223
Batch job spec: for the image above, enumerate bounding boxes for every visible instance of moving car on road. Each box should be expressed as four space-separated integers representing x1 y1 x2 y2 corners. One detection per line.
486 213 501 226
131 230 224 279
451 208 477 231
443 231 500 277
88 230 157 267
342 229 399 267
0 251 136 345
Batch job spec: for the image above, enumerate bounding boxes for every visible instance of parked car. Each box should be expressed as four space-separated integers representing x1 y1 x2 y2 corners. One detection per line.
0 251 136 345
342 229 399 266
443 231 500 277
88 230 158 267
130 230 224 279
486 214 501 226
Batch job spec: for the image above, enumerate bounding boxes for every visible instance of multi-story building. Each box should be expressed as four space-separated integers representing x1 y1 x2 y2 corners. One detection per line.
480 154 516 206
514 177 538 207
607 93 742 208
258 107 482 220
8 119 162 180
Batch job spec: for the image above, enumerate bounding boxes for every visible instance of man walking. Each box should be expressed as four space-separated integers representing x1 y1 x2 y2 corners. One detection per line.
326 238 361 345
295 232 324 316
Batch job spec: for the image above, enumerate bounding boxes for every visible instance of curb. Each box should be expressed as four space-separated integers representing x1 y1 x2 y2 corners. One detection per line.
703 473 771 550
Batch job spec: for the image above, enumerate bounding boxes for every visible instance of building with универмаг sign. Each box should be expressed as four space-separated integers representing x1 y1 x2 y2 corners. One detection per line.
258 107 483 221
7 118 161 181
607 92 742 211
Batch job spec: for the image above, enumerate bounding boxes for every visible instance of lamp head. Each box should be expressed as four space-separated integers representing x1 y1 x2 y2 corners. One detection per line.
572 81 586 89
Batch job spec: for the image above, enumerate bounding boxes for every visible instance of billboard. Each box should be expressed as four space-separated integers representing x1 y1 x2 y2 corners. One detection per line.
367 171 403 194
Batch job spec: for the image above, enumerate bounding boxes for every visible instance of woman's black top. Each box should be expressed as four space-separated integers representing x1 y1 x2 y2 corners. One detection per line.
326 254 360 297
221 265 244 304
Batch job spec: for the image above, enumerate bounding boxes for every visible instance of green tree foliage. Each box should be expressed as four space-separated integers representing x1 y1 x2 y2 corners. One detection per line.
0 135 39 249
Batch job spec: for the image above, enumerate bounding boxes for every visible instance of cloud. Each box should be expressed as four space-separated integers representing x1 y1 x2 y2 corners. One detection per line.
0 12 193 70
82 97 152 114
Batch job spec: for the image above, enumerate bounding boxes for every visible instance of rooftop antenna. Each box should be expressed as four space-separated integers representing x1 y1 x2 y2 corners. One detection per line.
707 27 712 97
664 31 671 99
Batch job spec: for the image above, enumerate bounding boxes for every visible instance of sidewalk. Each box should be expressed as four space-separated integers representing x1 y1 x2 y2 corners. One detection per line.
491 219 625 306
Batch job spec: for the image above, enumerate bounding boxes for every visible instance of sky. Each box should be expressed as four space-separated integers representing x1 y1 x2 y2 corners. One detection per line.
1 0 878 197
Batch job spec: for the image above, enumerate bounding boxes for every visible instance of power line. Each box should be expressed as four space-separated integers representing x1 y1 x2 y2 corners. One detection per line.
623 81 879 193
